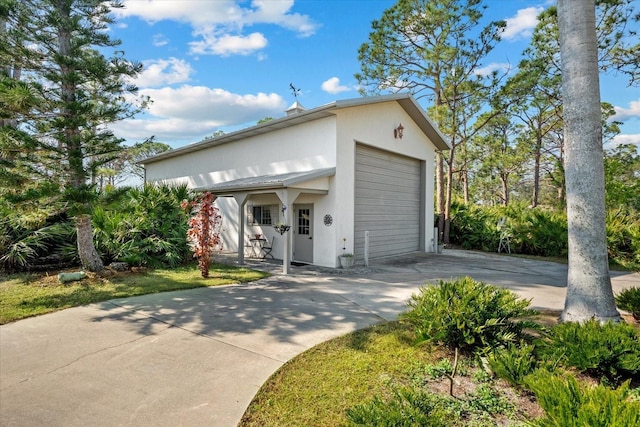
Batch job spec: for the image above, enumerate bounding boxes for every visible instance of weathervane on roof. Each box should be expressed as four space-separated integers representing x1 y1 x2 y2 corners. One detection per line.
289 82 301 100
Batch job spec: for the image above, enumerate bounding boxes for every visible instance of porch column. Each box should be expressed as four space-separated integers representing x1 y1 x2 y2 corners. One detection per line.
276 189 301 275
280 191 291 274
234 192 249 265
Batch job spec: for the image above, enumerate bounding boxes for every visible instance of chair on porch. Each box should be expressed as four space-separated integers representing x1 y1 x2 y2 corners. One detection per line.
244 241 253 258
261 236 275 261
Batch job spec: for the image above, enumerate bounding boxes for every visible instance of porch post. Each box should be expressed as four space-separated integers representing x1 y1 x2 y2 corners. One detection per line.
280 191 291 274
275 189 301 275
234 193 249 265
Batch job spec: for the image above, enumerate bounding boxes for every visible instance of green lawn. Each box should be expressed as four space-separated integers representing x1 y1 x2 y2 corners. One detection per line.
240 322 435 427
239 321 542 427
0 263 269 324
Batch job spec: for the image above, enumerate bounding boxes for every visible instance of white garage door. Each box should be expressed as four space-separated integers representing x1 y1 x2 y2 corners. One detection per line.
354 144 422 260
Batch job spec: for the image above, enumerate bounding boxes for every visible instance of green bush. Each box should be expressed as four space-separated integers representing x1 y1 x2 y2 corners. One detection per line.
449 202 639 268
607 208 640 267
449 202 568 257
1 184 193 272
346 387 448 426
524 370 640 427
401 277 540 353
449 201 501 252
0 205 77 272
510 208 568 257
540 319 640 386
615 287 640 320
486 341 538 387
93 184 191 268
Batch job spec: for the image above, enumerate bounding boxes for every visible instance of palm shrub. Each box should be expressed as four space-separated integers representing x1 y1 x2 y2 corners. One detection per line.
346 387 449 427
615 287 640 320
0 203 77 272
92 184 191 268
449 202 569 257
607 208 640 267
449 202 637 267
486 341 539 387
538 319 640 387
401 277 540 354
508 207 568 257
524 370 640 427
449 201 501 251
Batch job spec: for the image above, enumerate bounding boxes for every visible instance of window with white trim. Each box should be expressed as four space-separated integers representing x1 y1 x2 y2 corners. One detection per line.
249 205 277 225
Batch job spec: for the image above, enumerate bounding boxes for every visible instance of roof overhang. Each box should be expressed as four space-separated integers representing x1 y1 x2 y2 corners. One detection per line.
140 94 450 166
193 167 336 196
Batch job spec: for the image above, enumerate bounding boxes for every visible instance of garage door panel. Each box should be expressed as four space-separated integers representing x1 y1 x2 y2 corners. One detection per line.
362 221 419 232
355 182 419 195
356 165 421 181
354 145 422 260
354 215 420 224
355 239 418 258
355 170 420 185
356 182 419 195
357 150 420 167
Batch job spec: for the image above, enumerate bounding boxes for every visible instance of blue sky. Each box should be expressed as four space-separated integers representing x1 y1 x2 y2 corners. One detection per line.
108 0 640 149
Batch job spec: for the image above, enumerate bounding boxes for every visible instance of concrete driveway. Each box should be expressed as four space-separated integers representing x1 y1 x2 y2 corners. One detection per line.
1 250 638 426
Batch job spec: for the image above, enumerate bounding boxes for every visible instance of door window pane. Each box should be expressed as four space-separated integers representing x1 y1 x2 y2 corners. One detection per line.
298 209 310 235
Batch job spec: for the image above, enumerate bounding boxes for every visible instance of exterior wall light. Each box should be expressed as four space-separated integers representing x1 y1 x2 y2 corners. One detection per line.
394 123 404 139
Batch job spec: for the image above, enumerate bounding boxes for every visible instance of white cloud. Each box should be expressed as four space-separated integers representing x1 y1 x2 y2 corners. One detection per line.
189 32 268 56
502 7 544 41
152 34 169 47
117 0 317 56
118 1 243 27
134 58 193 88
321 77 351 94
111 117 221 143
244 0 317 37
612 99 640 122
474 62 512 77
111 86 287 144
605 133 640 150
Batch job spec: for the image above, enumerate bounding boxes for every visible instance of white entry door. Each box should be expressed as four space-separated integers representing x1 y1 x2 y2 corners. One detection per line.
293 204 313 263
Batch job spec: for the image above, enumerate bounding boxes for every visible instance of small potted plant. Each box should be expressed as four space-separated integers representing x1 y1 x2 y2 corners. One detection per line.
339 237 354 268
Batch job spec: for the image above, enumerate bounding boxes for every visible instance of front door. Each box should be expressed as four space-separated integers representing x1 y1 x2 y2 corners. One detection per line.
293 204 313 263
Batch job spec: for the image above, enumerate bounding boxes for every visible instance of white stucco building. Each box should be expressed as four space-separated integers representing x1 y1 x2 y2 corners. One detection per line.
141 93 450 271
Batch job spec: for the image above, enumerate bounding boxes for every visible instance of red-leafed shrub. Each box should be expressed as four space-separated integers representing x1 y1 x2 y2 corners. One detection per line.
181 192 223 278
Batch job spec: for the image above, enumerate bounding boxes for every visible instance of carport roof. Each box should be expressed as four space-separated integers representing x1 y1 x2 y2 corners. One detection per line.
193 167 335 195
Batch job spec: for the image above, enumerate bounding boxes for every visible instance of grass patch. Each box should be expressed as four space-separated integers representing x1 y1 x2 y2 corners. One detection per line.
240 322 542 427
240 315 639 426
240 322 436 427
0 263 268 324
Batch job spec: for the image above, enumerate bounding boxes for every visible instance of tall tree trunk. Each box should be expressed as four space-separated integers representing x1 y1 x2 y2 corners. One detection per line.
443 148 455 244
500 173 509 206
56 0 103 272
532 135 542 207
557 0 619 322
462 169 470 204
75 214 103 271
436 152 445 243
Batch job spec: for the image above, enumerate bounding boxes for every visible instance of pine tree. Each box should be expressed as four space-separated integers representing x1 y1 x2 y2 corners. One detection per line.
356 0 505 243
1 0 145 271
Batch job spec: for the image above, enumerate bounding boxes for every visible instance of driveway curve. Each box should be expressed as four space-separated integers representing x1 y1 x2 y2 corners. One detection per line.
1 250 638 426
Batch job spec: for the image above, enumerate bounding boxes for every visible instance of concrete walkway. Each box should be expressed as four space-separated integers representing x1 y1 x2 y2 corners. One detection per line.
1 250 638 426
